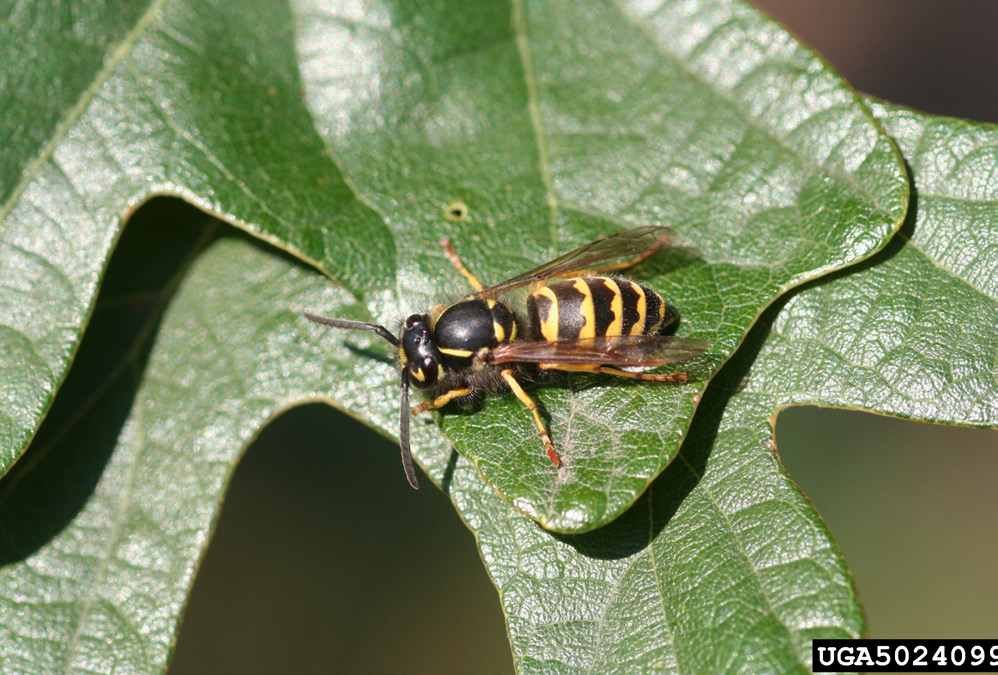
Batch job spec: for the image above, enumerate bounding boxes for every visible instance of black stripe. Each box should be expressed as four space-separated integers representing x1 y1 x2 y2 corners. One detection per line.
660 303 679 333
619 281 641 334
588 277 619 337
550 280 586 340
643 286 664 334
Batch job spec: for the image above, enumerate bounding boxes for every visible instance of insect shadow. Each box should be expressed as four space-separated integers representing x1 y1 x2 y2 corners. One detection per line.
551 184 923 559
343 341 395 366
551 294 763 559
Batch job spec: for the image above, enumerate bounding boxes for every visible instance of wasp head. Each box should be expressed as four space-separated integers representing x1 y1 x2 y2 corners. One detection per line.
400 313 442 389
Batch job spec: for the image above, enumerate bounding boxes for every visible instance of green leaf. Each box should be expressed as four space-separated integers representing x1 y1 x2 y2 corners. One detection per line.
294 0 906 531
2 0 905 534
9 0 996 673
0 216 377 672
441 103 998 673
0 2 152 204
754 98 998 426
465 101 998 673
3 218 847 673
0 0 392 471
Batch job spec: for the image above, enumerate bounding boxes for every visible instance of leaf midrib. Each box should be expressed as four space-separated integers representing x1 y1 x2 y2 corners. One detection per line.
512 0 560 258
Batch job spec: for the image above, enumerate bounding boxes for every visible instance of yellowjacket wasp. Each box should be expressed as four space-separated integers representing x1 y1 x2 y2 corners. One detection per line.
305 226 709 488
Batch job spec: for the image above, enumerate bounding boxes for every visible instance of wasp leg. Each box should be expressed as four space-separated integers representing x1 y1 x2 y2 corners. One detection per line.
440 239 485 291
539 363 690 383
499 369 563 468
411 387 473 415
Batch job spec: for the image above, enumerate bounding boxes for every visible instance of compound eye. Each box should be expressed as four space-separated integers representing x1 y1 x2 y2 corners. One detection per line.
404 314 423 329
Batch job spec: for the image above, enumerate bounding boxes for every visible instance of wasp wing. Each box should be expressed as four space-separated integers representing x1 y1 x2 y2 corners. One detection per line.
487 335 710 367
476 226 676 300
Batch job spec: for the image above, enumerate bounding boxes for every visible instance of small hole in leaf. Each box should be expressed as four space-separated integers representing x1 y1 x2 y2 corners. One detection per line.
444 201 469 222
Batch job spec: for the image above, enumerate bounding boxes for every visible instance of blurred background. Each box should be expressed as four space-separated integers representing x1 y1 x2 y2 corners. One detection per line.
169 2 998 672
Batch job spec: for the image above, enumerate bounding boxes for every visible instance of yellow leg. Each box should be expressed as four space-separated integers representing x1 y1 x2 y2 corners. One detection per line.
440 239 484 291
539 363 690 383
411 387 472 415
500 369 562 468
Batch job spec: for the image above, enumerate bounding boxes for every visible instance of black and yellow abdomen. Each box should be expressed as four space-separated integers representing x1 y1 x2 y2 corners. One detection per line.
526 276 677 341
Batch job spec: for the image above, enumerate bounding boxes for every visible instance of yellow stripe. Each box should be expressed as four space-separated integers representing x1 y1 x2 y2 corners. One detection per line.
428 303 446 329
438 347 474 358
534 286 560 341
509 320 518 342
604 278 623 336
572 278 596 339
493 321 505 342
630 282 646 336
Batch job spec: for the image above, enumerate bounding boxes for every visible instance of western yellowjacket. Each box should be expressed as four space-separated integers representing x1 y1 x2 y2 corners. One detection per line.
304 226 709 488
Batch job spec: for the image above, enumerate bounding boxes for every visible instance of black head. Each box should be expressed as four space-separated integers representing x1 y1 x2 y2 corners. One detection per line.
302 311 421 489
400 313 443 390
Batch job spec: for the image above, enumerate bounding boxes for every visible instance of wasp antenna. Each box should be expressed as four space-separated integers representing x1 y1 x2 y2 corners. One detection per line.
302 311 400 347
399 372 420 489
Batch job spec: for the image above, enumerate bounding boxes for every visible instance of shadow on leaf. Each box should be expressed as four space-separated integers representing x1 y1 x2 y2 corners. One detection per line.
553 169 917 558
0 198 213 563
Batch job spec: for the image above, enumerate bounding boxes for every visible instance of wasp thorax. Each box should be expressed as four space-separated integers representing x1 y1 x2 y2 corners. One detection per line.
435 300 495 351
401 314 441 389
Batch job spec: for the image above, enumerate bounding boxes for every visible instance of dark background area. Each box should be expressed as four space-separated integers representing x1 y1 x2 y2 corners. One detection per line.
757 0 998 124
168 2 998 673
169 405 512 673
